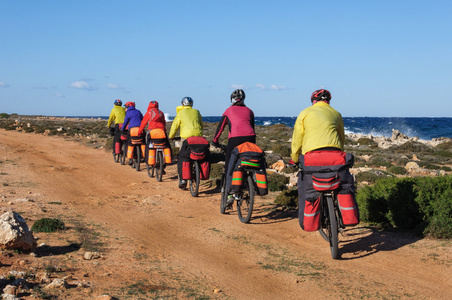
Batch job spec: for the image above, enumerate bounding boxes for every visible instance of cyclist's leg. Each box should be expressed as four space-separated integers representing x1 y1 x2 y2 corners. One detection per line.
177 140 191 188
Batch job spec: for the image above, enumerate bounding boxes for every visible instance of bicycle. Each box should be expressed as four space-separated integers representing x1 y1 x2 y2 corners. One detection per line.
318 190 343 259
218 143 266 224
146 142 165 182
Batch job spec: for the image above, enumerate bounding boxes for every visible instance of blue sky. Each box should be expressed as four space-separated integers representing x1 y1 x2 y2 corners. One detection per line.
1 0 451 117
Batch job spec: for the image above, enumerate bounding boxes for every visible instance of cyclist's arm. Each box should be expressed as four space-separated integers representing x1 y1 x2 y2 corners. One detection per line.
138 114 149 134
212 114 228 143
291 114 305 163
107 109 115 127
338 114 345 150
168 114 180 139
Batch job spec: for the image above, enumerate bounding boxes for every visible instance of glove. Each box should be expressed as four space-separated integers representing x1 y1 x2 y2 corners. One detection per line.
288 158 296 166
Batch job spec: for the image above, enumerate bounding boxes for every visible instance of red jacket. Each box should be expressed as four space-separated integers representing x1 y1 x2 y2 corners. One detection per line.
139 101 166 134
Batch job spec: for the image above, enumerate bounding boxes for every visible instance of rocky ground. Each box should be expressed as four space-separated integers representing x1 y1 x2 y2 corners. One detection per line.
0 116 451 299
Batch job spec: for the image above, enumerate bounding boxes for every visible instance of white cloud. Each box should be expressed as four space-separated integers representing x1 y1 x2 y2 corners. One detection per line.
255 83 288 91
70 81 96 91
270 85 287 90
231 84 246 90
107 83 124 90
55 93 65 98
0 82 10 88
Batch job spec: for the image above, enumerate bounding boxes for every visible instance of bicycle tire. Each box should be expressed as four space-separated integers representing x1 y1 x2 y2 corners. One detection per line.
189 161 200 197
326 195 339 259
220 173 227 214
156 150 164 182
121 142 127 165
318 195 330 242
147 164 154 178
135 145 141 171
237 175 255 223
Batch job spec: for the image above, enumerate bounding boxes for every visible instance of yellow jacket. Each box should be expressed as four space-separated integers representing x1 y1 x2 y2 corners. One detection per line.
291 102 345 162
169 106 203 139
107 106 126 127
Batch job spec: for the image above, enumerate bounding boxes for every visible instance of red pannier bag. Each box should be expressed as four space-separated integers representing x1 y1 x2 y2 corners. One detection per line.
303 197 321 231
300 149 359 229
185 136 211 180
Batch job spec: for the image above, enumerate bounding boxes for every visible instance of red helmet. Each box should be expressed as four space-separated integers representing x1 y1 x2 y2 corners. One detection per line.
125 101 135 108
149 100 159 108
311 89 331 103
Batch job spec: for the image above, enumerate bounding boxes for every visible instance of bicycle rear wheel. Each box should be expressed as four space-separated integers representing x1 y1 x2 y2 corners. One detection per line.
189 161 200 197
121 142 127 165
220 173 228 214
237 175 255 223
135 145 141 171
155 151 164 182
326 195 339 259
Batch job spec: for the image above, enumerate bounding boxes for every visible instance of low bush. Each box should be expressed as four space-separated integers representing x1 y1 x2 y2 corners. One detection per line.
267 172 289 192
356 175 452 238
355 171 381 184
388 165 407 175
357 137 378 148
271 144 291 157
32 218 65 233
274 188 298 208
369 155 392 168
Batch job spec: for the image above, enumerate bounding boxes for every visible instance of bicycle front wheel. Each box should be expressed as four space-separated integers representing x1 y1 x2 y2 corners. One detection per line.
326 195 339 259
189 161 200 197
155 151 164 182
237 175 255 223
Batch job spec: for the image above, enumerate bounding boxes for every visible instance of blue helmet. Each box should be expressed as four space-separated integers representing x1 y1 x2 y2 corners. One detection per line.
114 99 122 106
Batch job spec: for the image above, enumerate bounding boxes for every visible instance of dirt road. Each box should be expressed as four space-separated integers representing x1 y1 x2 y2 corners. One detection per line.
1 129 450 299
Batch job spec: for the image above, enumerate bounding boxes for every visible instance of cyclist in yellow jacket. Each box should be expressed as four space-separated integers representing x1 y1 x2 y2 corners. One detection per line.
107 99 126 154
169 97 204 189
291 90 344 161
291 89 355 231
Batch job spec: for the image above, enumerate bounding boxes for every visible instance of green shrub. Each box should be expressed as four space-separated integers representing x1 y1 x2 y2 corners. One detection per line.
369 156 392 168
209 163 223 181
390 141 434 154
267 172 289 192
388 165 407 175
32 218 65 233
357 137 378 148
0 113 10 118
356 175 452 238
271 144 291 157
440 166 452 172
274 188 298 208
355 171 381 184
434 150 452 158
435 141 452 151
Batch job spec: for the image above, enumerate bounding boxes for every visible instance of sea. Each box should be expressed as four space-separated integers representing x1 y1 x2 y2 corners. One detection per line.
87 116 452 140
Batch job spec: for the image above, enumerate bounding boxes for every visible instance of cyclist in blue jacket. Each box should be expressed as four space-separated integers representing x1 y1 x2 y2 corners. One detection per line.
122 102 144 165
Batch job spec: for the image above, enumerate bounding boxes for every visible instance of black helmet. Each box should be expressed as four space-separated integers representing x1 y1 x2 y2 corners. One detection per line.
114 99 122 106
181 97 193 107
311 89 331 103
231 89 246 104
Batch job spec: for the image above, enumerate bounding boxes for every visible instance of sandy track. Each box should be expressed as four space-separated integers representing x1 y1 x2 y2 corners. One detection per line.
1 129 451 299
